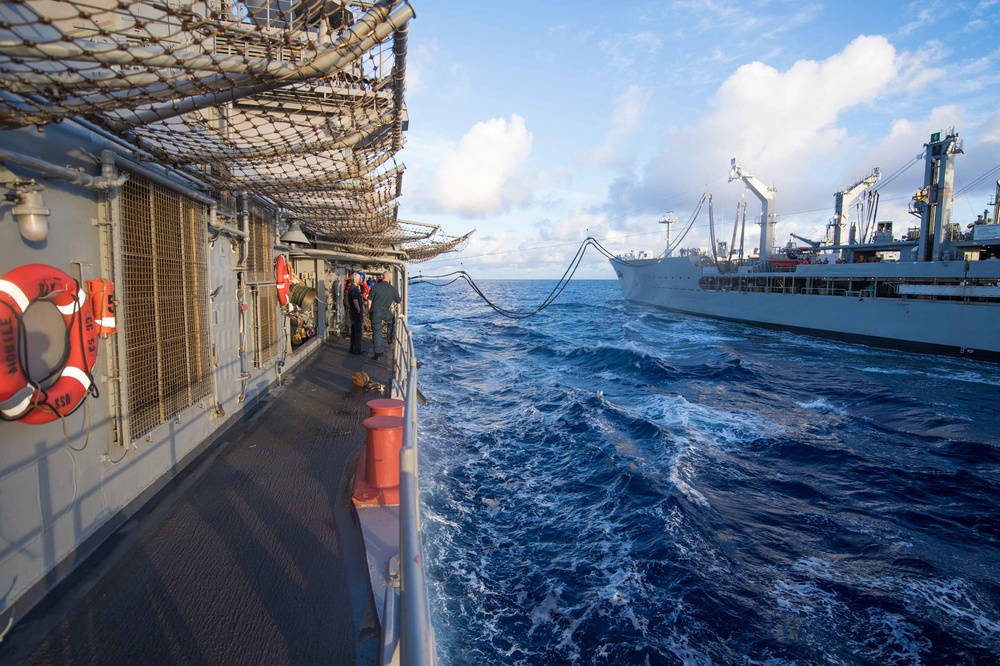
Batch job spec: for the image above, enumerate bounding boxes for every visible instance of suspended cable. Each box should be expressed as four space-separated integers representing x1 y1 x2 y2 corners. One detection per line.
410 237 632 320
874 153 923 191
955 162 1000 197
667 193 710 255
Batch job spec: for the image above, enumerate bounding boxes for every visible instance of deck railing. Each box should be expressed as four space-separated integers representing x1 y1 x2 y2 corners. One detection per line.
388 314 437 665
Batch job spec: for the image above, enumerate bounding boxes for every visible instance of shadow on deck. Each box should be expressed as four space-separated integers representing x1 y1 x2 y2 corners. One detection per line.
2 336 389 666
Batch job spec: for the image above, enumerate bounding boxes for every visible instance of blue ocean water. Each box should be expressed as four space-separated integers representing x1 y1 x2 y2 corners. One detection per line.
408 279 1000 666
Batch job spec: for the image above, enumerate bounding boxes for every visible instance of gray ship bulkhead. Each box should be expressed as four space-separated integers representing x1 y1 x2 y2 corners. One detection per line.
613 255 1000 360
0 122 327 619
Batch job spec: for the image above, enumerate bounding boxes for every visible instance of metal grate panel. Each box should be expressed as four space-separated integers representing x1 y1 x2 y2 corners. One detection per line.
120 172 212 441
246 200 273 284
252 286 280 368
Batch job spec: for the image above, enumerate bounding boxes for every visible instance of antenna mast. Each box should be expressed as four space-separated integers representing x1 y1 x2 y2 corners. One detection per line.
660 212 677 256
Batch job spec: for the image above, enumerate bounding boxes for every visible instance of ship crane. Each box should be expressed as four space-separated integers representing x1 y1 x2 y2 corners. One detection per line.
912 128 963 261
729 159 776 258
829 168 880 250
789 233 820 251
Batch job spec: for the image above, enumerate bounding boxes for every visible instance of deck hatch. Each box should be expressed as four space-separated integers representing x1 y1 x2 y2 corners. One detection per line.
119 171 212 442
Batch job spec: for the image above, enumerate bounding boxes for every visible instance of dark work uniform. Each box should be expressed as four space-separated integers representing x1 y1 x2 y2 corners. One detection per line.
368 280 401 355
348 283 364 353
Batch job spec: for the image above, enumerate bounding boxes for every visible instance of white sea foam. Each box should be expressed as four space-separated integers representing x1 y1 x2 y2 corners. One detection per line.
594 390 780 508
861 611 932 664
795 397 849 417
861 365 1000 388
634 392 778 443
481 497 502 517
598 568 632 606
903 577 1000 639
669 451 711 507
772 576 840 617
776 556 1000 654
944 370 1000 387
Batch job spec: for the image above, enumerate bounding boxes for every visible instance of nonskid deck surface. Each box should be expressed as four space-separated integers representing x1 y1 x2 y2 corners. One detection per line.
3 337 386 666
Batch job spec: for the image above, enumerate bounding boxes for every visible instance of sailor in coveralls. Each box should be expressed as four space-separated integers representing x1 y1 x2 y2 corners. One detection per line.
348 273 365 354
368 271 401 361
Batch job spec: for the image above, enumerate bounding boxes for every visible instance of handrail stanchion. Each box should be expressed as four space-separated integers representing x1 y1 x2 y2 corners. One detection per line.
394 314 437 665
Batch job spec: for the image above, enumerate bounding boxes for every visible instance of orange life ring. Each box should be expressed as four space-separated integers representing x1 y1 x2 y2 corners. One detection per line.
0 264 99 424
275 255 291 306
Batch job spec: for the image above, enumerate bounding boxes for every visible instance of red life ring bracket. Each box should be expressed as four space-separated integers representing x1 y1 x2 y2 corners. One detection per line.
0 264 100 424
275 255 291 306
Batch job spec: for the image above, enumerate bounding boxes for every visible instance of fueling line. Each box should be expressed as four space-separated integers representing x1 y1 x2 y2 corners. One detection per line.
410 237 625 319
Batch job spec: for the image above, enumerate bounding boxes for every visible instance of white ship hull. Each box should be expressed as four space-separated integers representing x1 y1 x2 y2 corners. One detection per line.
611 255 1000 361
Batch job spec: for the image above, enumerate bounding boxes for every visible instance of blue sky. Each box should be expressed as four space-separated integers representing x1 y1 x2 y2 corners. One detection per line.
397 0 1000 279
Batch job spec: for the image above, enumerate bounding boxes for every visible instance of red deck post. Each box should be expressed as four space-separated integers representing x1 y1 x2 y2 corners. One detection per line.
366 398 405 418
362 415 404 489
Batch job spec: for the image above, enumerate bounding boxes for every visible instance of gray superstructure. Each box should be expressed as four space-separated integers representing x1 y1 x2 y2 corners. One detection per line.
612 129 1000 361
0 2 445 662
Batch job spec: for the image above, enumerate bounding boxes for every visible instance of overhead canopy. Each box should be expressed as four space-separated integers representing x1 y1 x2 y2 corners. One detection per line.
0 0 471 261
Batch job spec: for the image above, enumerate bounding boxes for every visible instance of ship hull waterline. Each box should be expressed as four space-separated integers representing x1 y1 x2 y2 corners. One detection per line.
612 256 1000 363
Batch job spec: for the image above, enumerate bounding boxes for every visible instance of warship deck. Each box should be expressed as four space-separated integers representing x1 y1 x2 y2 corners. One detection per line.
1 337 387 666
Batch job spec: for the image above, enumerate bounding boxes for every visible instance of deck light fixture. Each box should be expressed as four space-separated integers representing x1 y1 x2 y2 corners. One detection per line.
7 182 50 242
280 218 310 247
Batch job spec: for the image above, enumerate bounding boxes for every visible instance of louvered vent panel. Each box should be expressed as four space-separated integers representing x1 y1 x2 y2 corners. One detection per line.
253 286 280 368
246 201 272 284
120 172 211 442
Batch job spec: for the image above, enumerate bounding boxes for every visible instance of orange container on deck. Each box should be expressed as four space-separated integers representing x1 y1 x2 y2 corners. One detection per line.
367 398 405 418
363 415 403 488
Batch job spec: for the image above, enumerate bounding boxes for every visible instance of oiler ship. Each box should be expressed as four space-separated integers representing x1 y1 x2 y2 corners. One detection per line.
0 2 462 663
612 129 1000 361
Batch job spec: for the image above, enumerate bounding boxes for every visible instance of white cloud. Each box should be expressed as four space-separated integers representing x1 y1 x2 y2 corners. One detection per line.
451 207 632 277
406 39 470 102
854 105 963 173
616 36 903 218
893 41 948 94
587 33 943 261
664 1 821 41
897 0 964 36
404 41 431 95
978 111 1000 143
430 115 533 217
582 85 651 168
701 35 899 168
598 32 662 70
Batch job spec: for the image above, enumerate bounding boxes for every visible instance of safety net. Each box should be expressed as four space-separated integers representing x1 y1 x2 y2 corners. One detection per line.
0 0 469 261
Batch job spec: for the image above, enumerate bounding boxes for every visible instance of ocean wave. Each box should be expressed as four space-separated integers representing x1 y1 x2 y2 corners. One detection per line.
410 280 1000 665
794 397 849 417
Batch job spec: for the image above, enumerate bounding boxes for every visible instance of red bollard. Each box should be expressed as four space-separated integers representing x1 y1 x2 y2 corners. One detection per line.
363 415 403 489
367 398 405 418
